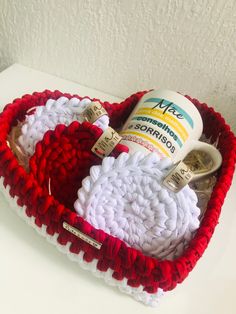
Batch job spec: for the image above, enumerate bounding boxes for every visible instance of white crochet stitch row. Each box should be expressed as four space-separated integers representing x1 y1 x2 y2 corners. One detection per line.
74 152 201 260
18 97 201 260
18 96 110 156
0 177 164 307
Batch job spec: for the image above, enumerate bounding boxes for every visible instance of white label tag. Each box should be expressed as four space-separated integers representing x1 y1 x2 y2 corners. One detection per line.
83 101 107 123
63 222 102 250
162 161 194 192
91 127 122 159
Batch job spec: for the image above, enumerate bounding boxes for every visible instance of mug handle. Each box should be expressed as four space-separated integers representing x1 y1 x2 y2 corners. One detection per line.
182 140 222 181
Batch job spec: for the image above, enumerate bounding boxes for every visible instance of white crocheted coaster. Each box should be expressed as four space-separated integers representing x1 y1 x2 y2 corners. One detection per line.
74 152 201 260
18 96 109 156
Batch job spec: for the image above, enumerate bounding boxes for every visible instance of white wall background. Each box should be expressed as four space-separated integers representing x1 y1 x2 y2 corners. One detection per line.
0 0 235 131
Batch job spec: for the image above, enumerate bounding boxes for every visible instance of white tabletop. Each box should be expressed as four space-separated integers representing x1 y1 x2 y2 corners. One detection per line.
0 64 235 314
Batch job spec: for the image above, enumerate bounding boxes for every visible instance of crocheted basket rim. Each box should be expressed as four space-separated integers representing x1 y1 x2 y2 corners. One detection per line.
0 89 235 294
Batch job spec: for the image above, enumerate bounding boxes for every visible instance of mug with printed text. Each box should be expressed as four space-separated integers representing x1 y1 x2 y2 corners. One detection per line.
120 89 222 178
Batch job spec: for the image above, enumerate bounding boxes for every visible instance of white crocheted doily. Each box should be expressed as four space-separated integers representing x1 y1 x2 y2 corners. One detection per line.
74 152 201 260
18 96 109 156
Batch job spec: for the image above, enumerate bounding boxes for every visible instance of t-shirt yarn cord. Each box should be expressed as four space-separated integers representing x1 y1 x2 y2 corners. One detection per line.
0 90 235 303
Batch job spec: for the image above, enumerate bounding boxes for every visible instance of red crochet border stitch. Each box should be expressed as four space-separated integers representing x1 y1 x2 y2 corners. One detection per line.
0 90 235 294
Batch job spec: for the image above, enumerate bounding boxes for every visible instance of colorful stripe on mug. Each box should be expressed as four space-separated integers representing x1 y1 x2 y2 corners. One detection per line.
135 108 189 141
144 98 194 128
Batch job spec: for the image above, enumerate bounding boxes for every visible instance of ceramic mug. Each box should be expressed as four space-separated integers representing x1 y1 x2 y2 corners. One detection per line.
120 89 222 178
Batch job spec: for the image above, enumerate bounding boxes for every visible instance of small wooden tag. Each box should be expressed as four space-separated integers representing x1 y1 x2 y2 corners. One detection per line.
63 222 102 250
83 101 107 123
162 161 194 193
91 127 122 159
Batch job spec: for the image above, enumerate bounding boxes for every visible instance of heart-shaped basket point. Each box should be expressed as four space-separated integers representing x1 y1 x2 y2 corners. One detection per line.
0 89 235 306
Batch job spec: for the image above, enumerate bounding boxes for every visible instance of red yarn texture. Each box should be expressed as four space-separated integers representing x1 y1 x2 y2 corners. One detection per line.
0 89 235 294
29 121 128 210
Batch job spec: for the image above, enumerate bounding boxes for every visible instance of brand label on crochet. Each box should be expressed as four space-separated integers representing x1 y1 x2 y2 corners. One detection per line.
63 222 102 249
92 127 122 158
162 161 194 192
83 101 107 123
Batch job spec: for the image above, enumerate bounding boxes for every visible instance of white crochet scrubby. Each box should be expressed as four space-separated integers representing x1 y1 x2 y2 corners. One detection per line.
74 152 201 260
18 96 109 156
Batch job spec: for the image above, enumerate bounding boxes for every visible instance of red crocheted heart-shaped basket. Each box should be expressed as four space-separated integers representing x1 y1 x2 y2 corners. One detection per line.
0 90 235 306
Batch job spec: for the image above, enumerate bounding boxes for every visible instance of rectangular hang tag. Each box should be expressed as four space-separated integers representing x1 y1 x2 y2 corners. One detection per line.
63 222 102 250
162 161 194 193
83 101 107 124
91 126 122 159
